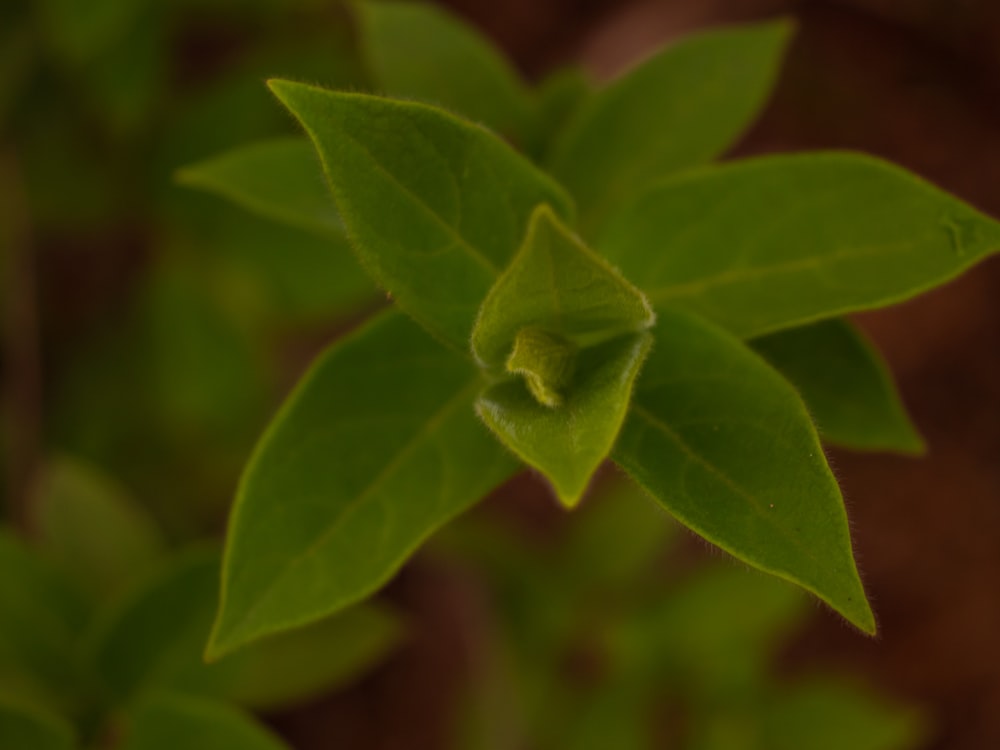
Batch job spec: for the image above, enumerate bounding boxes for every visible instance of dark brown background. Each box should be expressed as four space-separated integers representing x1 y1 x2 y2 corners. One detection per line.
270 2 1000 748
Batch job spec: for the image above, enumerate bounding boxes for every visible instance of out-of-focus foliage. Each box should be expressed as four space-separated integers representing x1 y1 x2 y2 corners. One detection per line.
6 0 374 533
442 479 925 750
0 462 404 747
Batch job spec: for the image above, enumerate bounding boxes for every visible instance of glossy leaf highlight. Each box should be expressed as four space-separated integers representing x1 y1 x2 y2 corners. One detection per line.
612 309 875 633
210 311 517 657
600 153 1000 339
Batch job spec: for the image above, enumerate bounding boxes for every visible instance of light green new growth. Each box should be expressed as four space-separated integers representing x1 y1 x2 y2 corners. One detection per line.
471 206 655 506
505 327 577 408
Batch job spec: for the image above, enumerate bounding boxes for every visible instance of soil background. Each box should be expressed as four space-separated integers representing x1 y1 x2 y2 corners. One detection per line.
271 2 1000 749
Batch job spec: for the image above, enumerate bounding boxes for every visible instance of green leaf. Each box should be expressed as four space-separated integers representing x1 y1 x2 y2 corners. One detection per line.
470 206 654 505
600 153 1000 339
547 20 791 233
612 309 875 634
193 205 376 323
0 700 75 750
0 529 89 714
471 206 654 370
225 599 403 710
268 79 574 349
88 548 402 710
608 565 805 695
121 692 289 750
524 66 593 162
762 681 925 750
29 457 166 601
752 320 924 454
37 0 145 62
557 479 675 592
479 333 651 507
210 311 517 657
176 137 344 237
357 0 531 139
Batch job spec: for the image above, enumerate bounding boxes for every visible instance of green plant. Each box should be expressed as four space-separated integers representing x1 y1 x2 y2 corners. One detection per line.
177 0 1000 663
0 458 402 748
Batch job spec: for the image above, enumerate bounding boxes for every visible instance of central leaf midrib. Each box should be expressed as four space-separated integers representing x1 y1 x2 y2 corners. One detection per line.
227 377 482 639
646 233 941 305
627 403 831 574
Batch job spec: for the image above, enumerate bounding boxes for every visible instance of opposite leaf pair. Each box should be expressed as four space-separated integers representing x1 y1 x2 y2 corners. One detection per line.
184 7 1000 661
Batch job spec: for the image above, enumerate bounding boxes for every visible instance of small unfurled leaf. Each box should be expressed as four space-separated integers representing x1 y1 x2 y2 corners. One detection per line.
268 80 573 349
29 457 166 601
471 206 654 505
210 311 517 657
600 153 1000 339
0 529 89 715
547 20 791 233
0 700 74 750
88 548 403 710
479 333 651 507
176 137 343 236
752 319 924 454
612 309 875 634
357 1 531 139
122 692 289 750
472 206 654 369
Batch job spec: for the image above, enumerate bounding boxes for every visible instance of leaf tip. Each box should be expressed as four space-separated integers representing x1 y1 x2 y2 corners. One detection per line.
203 616 240 664
265 78 312 112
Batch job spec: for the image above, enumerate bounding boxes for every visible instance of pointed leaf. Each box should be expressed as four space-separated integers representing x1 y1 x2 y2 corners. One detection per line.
210 311 517 657
358 1 531 139
600 153 1000 339
176 137 343 236
478 333 651 506
0 700 74 750
612 309 875 633
471 205 654 369
759 680 926 750
122 692 289 750
752 319 924 454
268 80 574 349
547 20 791 233
88 548 403 710
29 457 166 601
